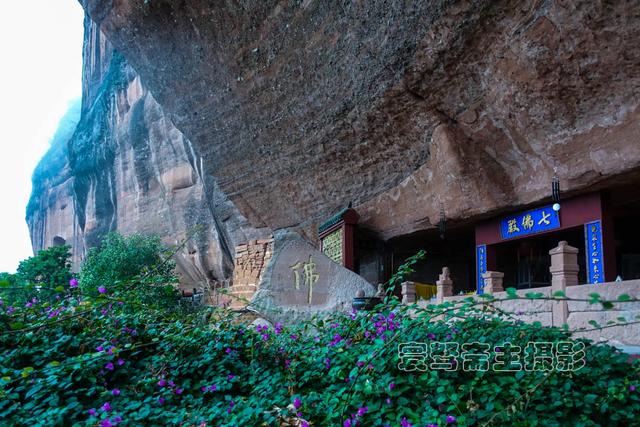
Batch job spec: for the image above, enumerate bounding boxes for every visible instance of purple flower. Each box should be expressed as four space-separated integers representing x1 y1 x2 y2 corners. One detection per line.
630 385 637 392
324 358 331 370
290 334 298 340
344 419 352 427
111 389 120 396
389 382 395 390
175 388 183 395
356 361 365 367
301 421 309 427
104 362 114 371
400 417 412 427
275 322 283 334
225 347 232 354
293 398 302 409
208 385 217 392
117 359 125 366
69 278 79 288
157 397 165 405
356 406 368 417
96 345 104 352
386 398 391 405
25 302 32 308
98 286 106 294
169 380 175 387
88 408 97 416
446 415 457 424
101 420 113 427
101 402 111 412
200 386 207 392
285 359 291 368
227 374 235 381
113 416 122 423
262 333 270 341
427 333 436 340
6 306 14 314
427 424 438 427
158 379 167 387
329 333 343 346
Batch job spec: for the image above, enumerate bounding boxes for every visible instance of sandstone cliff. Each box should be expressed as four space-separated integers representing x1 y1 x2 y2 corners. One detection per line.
79 0 640 240
27 15 268 286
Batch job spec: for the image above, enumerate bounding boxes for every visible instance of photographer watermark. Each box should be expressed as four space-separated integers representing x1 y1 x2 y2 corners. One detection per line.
398 341 585 372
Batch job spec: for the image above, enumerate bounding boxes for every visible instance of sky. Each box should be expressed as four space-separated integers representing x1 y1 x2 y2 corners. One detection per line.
0 1 84 272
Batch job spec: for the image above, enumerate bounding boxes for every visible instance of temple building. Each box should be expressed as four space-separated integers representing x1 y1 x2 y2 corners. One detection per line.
341 184 640 298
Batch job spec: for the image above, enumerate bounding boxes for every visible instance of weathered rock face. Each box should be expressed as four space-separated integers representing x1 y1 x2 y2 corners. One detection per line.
79 0 640 241
27 16 268 286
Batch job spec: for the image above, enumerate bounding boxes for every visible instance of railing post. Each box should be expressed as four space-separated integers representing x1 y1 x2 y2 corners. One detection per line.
549 241 577 326
436 267 453 303
482 271 504 294
401 281 416 304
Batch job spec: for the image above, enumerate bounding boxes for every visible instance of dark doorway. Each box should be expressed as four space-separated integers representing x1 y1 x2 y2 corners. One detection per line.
387 227 476 294
495 227 586 289
614 210 640 280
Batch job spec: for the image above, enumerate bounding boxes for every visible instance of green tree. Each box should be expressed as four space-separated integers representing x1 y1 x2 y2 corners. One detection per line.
80 232 176 292
0 272 18 286
16 245 72 287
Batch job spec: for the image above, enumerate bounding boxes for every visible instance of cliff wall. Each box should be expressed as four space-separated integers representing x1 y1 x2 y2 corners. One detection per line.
79 0 640 240
27 16 268 286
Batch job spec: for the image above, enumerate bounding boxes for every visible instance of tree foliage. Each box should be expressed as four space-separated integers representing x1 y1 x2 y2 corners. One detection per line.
80 233 176 293
16 245 72 287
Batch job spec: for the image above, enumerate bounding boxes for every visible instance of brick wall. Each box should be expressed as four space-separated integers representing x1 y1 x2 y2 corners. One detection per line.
228 237 274 309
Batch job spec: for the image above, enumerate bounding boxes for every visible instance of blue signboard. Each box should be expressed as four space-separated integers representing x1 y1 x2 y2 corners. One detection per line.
584 220 604 284
500 205 560 240
476 245 487 294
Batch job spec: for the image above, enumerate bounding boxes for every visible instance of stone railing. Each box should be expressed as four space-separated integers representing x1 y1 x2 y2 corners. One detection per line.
402 241 640 347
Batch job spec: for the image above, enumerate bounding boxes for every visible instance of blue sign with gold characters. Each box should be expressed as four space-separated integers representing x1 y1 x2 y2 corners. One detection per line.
476 245 487 294
500 205 560 240
584 220 604 284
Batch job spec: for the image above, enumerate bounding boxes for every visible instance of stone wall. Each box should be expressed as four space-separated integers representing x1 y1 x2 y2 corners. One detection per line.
414 280 640 347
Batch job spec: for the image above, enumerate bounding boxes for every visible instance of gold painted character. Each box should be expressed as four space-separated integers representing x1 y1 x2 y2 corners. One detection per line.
538 211 551 226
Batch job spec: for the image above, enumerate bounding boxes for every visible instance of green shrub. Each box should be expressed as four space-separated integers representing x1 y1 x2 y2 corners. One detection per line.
0 281 638 426
0 250 638 426
16 245 71 287
80 232 177 293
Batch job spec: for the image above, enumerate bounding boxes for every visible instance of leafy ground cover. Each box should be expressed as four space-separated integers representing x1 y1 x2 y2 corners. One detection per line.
0 241 638 426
